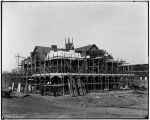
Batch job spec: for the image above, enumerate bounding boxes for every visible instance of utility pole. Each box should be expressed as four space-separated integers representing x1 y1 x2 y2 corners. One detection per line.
15 54 26 69
15 53 20 69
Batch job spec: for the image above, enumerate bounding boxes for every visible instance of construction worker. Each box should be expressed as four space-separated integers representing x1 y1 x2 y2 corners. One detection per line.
40 85 44 96
53 86 56 97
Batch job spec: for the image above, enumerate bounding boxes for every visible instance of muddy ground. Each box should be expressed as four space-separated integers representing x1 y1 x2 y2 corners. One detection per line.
2 90 148 119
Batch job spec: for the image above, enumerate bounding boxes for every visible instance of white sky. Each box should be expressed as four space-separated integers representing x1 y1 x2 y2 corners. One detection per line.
2 2 148 72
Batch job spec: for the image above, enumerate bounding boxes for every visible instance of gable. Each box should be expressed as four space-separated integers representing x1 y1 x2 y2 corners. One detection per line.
75 44 99 53
89 45 99 51
32 46 51 61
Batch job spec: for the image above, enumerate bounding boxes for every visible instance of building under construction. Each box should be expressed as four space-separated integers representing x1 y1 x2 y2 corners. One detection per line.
5 38 148 97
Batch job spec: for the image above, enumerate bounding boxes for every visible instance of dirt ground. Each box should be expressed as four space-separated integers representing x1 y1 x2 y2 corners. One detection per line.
2 90 148 119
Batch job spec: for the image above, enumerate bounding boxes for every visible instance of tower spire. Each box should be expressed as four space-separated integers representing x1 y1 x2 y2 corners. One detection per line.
72 37 74 49
65 37 66 49
65 37 66 44
72 37 73 44
68 36 70 44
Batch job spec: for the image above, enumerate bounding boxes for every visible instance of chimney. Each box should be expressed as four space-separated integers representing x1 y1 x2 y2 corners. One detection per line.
51 45 57 51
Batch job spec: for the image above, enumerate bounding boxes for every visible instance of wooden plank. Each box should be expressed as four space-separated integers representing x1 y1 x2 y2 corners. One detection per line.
80 79 86 95
72 79 78 97
77 78 83 96
68 78 73 96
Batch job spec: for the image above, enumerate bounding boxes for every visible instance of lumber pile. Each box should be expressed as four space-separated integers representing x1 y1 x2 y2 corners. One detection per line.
68 77 86 97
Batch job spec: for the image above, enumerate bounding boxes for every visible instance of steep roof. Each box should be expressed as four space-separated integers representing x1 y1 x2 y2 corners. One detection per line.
31 46 52 60
32 46 67 60
32 44 101 60
75 44 99 52
34 46 52 54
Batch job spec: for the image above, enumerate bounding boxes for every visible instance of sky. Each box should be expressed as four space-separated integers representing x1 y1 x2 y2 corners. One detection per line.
2 2 148 72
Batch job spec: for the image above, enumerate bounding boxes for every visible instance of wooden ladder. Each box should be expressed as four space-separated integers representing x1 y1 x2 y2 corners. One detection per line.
68 78 74 96
76 78 86 96
68 77 78 97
